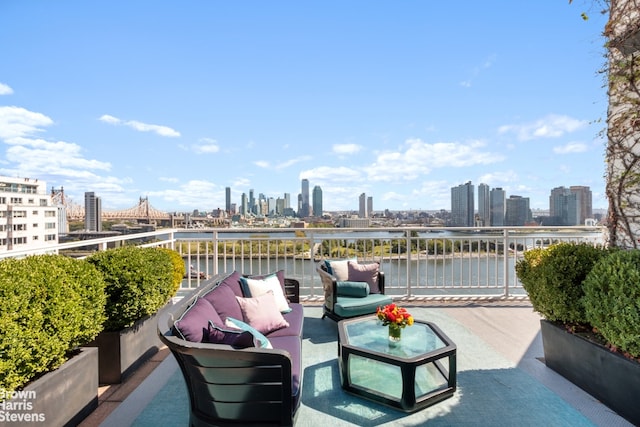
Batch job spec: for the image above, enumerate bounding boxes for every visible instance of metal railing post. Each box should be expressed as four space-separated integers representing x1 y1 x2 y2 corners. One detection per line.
503 228 510 297
212 230 219 276
406 231 412 297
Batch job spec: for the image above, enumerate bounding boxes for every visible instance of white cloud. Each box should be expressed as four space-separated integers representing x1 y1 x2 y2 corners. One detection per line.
477 170 519 185
99 114 180 137
255 156 311 171
3 137 111 176
302 166 363 182
0 83 14 95
333 143 363 155
193 138 220 154
0 106 54 140
254 160 270 168
460 54 496 88
498 114 586 141
148 179 221 208
369 138 504 182
553 142 588 154
159 176 179 183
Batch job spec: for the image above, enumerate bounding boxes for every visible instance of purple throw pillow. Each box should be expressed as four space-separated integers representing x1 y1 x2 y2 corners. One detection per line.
235 291 290 335
202 283 243 321
347 261 380 293
173 297 220 343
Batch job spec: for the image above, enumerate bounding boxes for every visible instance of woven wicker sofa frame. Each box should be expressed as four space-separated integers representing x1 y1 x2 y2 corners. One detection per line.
157 274 301 427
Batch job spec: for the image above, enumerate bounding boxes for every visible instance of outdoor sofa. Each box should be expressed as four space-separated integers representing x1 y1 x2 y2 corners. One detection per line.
157 270 303 427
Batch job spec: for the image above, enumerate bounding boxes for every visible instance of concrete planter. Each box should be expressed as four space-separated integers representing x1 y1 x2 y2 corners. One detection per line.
88 303 170 384
5 347 99 427
540 319 640 426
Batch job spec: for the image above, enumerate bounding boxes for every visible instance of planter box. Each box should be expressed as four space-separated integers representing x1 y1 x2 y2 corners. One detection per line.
88 304 170 384
5 347 99 427
540 319 640 426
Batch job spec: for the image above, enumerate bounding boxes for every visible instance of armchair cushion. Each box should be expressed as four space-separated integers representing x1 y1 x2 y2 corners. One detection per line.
348 261 381 293
324 258 357 281
333 293 393 319
336 281 370 297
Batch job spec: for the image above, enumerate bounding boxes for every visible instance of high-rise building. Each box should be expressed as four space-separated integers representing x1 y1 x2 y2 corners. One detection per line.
249 189 255 215
550 186 578 225
300 179 310 218
84 191 102 232
478 183 490 226
240 193 248 216
225 187 231 213
0 176 58 252
359 193 367 218
312 185 323 217
451 181 474 227
505 195 531 226
570 186 593 225
367 196 373 218
489 187 506 226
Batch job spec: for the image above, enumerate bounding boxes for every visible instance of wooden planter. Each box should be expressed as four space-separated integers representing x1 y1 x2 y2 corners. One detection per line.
9 347 99 427
88 304 170 384
540 319 640 426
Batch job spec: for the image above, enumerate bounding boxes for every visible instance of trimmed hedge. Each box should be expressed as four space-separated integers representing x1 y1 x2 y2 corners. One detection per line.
87 246 176 331
583 250 640 358
159 247 185 296
0 255 106 393
515 242 611 323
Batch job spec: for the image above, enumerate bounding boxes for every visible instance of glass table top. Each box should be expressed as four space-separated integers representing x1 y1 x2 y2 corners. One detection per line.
342 317 447 359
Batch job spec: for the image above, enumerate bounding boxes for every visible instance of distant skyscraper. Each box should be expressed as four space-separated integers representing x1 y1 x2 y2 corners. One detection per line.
505 195 531 226
451 181 474 227
241 192 248 216
84 191 102 232
570 186 593 225
367 196 373 217
359 193 367 218
300 179 310 217
312 185 323 217
249 189 255 214
225 187 231 213
490 187 506 226
478 183 490 226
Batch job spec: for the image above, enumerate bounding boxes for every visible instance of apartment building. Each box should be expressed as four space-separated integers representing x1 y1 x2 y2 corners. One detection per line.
0 176 58 252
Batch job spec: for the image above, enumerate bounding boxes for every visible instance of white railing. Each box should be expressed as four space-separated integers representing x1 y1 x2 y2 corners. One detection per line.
175 226 606 300
0 226 605 300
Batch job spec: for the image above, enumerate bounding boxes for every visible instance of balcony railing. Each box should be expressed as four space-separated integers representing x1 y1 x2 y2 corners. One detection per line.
0 226 605 300
175 226 606 300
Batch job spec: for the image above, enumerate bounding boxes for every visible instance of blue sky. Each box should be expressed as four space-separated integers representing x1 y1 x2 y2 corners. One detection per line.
0 1 609 213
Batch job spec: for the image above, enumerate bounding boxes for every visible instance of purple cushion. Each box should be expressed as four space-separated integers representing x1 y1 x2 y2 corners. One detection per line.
235 291 289 335
269 335 302 405
202 283 243 321
206 321 255 348
267 303 304 338
218 270 244 297
173 297 218 343
347 261 380 293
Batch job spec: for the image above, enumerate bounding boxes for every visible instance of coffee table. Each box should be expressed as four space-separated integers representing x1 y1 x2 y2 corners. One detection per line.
337 315 457 412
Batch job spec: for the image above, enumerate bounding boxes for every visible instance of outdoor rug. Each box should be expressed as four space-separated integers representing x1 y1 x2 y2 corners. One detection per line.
130 306 595 427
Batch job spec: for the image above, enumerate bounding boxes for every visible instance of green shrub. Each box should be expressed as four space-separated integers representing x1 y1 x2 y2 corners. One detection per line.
87 246 175 331
515 242 611 323
583 250 640 358
159 247 185 295
0 255 106 393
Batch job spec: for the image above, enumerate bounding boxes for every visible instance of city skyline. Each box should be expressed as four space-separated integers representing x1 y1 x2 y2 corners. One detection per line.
0 2 609 212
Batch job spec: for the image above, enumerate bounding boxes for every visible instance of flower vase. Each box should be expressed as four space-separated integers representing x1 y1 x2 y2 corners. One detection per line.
388 324 402 346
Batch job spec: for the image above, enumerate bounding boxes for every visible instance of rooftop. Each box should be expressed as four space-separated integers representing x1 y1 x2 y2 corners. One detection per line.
78 300 633 427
